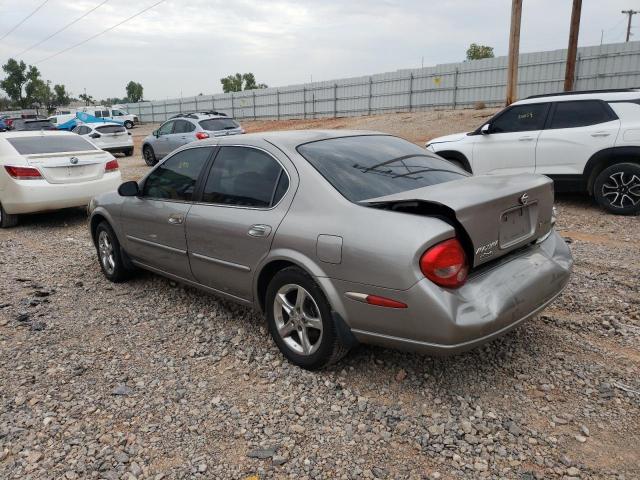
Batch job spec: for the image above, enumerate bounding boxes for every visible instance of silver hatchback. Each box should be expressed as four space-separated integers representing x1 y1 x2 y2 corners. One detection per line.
142 113 244 166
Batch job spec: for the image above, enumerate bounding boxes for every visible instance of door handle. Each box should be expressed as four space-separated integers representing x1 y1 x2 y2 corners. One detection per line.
168 214 184 225
518 136 534 141
591 132 610 137
248 224 272 237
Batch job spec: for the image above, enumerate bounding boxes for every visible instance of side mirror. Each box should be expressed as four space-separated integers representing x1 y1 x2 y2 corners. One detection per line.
152 130 159 137
118 181 140 197
480 124 491 135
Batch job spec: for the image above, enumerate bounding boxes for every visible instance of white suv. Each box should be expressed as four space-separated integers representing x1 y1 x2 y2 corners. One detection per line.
426 89 640 215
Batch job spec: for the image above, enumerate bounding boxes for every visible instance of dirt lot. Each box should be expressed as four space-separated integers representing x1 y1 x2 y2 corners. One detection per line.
1 110 639 480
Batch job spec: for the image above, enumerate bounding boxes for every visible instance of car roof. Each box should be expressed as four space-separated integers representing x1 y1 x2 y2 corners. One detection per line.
0 130 74 139
514 89 640 105
82 122 124 128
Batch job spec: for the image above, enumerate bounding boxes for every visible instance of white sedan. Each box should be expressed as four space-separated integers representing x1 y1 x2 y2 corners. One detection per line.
71 122 134 156
0 130 122 227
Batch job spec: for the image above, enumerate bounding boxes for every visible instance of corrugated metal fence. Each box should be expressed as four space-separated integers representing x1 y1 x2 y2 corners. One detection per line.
122 41 640 123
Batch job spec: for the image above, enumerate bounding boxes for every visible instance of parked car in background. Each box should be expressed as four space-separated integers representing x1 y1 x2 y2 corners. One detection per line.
89 130 572 369
141 113 244 166
78 106 139 129
0 130 121 228
10 118 56 131
72 122 134 156
426 89 640 215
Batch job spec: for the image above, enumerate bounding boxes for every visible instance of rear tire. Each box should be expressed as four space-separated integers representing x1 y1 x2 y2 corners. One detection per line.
0 203 18 228
95 221 132 282
124 120 134 129
143 145 157 166
593 162 640 215
266 267 349 370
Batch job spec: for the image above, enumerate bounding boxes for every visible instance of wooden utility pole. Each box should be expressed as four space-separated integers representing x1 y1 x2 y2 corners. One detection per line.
506 0 522 105
622 9 639 42
564 0 582 91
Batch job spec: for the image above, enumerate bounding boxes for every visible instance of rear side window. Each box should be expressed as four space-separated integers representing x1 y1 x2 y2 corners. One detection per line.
96 125 126 134
7 135 98 154
549 101 613 129
173 120 196 134
297 135 466 202
199 118 239 131
202 146 287 207
490 104 549 133
143 147 213 201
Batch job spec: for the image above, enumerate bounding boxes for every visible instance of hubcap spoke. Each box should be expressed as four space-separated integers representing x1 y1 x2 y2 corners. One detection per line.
603 172 640 208
299 326 312 354
276 292 294 316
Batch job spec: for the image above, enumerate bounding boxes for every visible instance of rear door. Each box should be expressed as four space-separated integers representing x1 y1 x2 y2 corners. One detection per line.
169 120 196 151
120 146 214 279
535 100 620 178
186 145 293 301
472 103 550 175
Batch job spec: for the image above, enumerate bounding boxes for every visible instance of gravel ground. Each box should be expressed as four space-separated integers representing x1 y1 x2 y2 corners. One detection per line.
1 110 639 479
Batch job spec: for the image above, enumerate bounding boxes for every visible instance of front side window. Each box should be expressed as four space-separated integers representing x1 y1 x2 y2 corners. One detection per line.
297 135 466 202
7 135 98 154
142 147 213 201
549 100 613 129
490 103 549 133
157 121 174 136
173 120 195 134
112 110 123 116
202 147 287 207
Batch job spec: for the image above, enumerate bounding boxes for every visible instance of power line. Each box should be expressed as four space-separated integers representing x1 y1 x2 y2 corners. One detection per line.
0 0 50 41
16 0 110 59
34 0 166 65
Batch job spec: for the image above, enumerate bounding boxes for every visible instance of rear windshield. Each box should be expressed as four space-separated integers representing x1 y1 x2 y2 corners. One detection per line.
7 136 98 154
96 125 126 134
199 118 239 131
297 135 467 202
15 120 56 131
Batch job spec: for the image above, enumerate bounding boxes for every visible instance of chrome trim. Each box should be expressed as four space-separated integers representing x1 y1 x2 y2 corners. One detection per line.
126 235 187 255
190 252 251 272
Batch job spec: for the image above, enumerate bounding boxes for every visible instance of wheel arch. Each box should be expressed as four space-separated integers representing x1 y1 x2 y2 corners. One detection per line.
433 150 472 173
584 146 640 195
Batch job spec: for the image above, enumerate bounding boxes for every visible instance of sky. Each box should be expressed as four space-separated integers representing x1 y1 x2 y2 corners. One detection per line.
0 0 637 101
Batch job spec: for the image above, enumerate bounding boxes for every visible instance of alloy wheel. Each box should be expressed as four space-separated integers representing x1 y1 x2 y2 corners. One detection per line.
273 284 323 356
601 171 640 209
98 230 116 275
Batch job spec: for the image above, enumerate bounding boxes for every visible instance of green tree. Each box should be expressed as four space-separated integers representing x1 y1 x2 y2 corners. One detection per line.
466 43 495 61
79 92 94 106
220 73 267 93
23 65 43 106
53 84 70 106
0 58 28 107
126 81 143 102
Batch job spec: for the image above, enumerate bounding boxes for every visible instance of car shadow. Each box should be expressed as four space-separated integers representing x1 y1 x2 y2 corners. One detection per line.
10 207 88 231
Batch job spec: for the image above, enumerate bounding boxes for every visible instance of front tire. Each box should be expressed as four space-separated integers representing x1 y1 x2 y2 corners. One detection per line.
95 221 132 282
124 120 134 129
0 203 18 228
266 267 349 370
143 145 157 166
594 162 640 215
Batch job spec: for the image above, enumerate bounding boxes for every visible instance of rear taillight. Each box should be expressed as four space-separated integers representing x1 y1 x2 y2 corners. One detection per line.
420 238 468 288
195 132 209 140
4 165 42 180
105 159 119 172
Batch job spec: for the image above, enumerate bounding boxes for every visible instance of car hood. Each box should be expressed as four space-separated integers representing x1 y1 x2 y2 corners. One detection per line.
427 132 469 145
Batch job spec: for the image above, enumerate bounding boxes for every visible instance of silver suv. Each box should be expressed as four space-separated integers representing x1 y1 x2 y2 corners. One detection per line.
142 112 244 166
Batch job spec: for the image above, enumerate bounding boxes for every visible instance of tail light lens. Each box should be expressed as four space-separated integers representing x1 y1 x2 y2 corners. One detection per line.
105 159 119 172
195 132 209 140
420 238 468 288
4 165 42 180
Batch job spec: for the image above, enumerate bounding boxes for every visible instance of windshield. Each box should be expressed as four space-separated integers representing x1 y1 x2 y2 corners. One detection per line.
199 118 239 131
7 136 99 154
297 135 467 202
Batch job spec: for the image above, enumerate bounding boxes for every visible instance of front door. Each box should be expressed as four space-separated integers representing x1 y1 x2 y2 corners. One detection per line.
121 146 214 279
168 119 196 152
472 103 550 175
186 145 293 301
153 120 176 158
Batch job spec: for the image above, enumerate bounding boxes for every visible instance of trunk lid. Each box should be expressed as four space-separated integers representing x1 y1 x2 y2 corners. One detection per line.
26 150 111 184
362 174 555 267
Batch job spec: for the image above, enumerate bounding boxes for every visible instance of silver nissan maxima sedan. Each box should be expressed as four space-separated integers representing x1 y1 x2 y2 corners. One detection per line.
88 130 573 369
